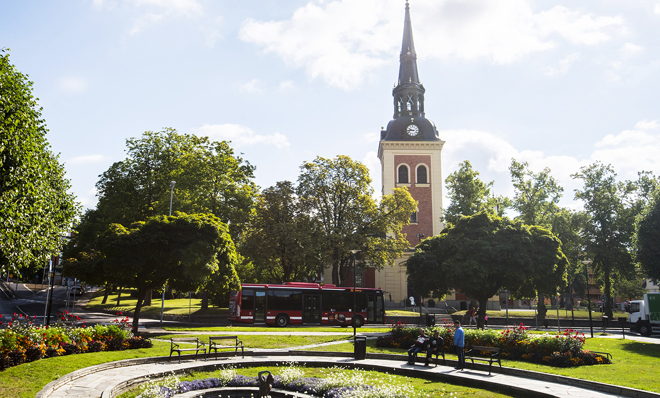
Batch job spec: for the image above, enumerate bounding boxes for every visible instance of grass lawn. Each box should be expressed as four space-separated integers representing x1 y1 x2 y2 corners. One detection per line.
303 336 660 393
119 365 515 398
86 289 228 316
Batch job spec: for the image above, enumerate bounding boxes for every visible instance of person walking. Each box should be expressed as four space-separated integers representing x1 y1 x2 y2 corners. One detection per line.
469 307 477 326
453 320 465 370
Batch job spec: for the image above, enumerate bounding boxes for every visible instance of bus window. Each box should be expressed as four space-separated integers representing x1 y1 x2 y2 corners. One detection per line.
268 290 302 310
242 288 255 310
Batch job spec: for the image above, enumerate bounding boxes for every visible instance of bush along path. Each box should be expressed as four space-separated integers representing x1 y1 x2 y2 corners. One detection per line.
377 321 611 367
0 312 152 370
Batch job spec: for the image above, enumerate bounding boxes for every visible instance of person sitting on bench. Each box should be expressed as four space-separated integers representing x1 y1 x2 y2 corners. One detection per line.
425 330 444 366
407 329 427 365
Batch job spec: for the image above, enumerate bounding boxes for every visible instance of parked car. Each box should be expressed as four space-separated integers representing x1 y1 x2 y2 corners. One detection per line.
69 285 85 295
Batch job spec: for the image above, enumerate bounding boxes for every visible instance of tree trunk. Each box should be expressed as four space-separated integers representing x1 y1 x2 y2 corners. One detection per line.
116 286 122 306
132 289 145 334
101 283 110 304
332 262 339 285
476 296 489 329
537 293 547 320
201 290 209 310
143 289 152 306
604 269 613 318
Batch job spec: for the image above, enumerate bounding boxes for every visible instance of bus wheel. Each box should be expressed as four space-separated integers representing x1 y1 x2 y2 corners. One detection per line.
351 316 364 328
275 314 289 327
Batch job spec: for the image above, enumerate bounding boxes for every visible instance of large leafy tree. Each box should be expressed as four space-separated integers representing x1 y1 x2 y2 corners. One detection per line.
99 213 238 333
0 49 78 272
95 129 257 239
636 190 660 283
297 155 417 286
572 163 653 317
509 159 563 228
443 160 507 224
509 159 564 318
242 181 323 283
549 208 588 309
407 212 567 328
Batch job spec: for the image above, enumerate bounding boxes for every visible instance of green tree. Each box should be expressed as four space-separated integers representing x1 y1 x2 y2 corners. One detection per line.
0 49 79 272
99 213 238 333
95 129 257 239
549 208 588 309
242 181 323 283
612 266 647 301
297 156 416 286
509 159 563 227
572 162 646 318
636 189 660 283
407 212 567 328
509 159 564 318
443 160 508 224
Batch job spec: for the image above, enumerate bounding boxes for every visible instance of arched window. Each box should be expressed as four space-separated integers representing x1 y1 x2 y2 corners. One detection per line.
416 165 428 184
398 165 409 183
410 212 418 223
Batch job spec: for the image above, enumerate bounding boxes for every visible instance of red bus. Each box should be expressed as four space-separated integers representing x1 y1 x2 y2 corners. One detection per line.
228 282 385 327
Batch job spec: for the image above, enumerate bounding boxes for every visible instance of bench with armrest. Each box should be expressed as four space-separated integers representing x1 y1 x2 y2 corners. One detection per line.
426 338 446 367
464 345 502 375
169 337 206 363
207 336 244 360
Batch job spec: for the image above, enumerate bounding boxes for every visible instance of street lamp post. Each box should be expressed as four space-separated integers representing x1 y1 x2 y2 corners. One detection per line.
160 181 176 324
350 249 360 338
584 260 594 338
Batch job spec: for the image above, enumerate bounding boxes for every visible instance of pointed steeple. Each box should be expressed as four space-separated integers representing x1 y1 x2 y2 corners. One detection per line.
380 1 439 142
398 0 420 86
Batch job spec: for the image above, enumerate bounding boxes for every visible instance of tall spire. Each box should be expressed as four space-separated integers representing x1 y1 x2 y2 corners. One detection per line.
398 0 420 86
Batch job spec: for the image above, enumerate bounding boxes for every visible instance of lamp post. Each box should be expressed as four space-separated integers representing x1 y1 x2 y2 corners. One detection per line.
160 181 176 324
350 249 360 338
583 260 594 337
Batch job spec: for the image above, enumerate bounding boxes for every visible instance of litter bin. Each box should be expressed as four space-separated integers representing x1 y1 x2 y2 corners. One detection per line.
354 336 367 360
426 314 436 327
601 316 609 328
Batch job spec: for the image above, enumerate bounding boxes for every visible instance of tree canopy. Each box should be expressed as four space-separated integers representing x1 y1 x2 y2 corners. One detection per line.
407 212 567 328
94 129 257 239
636 190 660 283
242 181 323 283
0 49 79 272
297 155 416 286
572 163 654 317
98 213 238 332
443 160 507 224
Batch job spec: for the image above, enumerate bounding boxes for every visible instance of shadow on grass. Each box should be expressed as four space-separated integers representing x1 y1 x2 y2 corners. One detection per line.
618 340 660 358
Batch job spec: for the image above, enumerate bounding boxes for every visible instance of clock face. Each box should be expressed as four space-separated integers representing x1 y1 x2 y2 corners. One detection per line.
406 124 419 136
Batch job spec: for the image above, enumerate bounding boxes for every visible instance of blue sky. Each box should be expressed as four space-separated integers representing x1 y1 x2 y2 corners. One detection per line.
3 0 660 210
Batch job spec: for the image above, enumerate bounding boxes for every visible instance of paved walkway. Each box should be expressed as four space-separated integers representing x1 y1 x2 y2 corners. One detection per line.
38 350 655 398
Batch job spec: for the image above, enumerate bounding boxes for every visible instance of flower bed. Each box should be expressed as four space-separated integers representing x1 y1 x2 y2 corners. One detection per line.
376 321 610 367
0 311 152 370
137 364 412 398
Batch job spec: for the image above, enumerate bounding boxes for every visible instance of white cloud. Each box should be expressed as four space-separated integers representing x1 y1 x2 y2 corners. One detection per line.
94 0 204 35
621 42 643 54
195 124 290 148
655 4 660 15
239 79 264 94
545 53 580 76
240 0 626 89
278 80 296 91
432 118 660 209
58 76 89 94
67 154 107 164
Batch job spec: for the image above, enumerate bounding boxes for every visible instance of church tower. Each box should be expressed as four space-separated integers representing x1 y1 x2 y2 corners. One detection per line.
375 0 445 303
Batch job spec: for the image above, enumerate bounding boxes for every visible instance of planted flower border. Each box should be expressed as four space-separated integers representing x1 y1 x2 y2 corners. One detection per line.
136 364 413 398
0 311 152 370
376 320 611 367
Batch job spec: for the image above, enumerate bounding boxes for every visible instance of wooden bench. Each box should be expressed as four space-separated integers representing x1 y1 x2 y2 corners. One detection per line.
464 345 502 375
207 336 244 360
426 338 446 367
169 337 206 362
